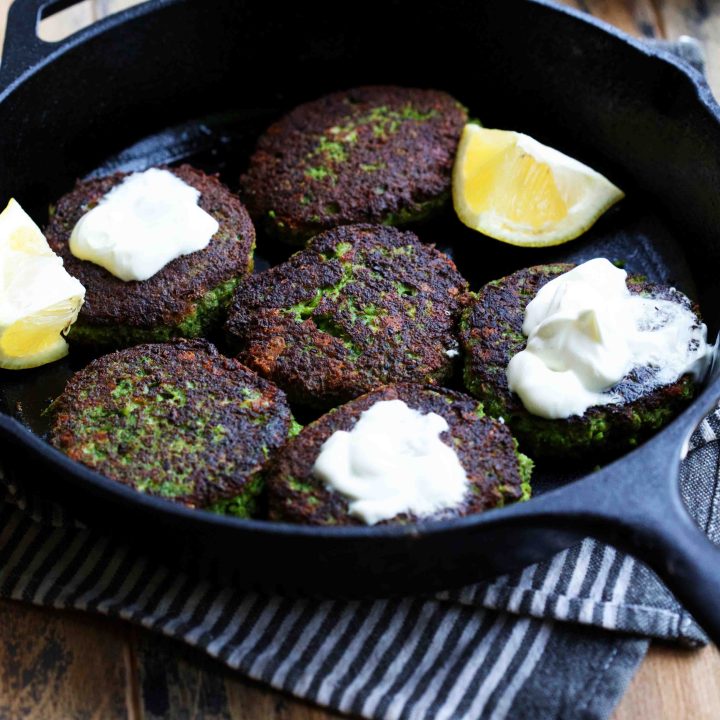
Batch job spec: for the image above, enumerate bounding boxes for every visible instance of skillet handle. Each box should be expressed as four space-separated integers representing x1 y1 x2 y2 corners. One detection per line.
639 506 720 645
615 385 720 646
1 0 71 83
0 0 155 90
514 374 720 645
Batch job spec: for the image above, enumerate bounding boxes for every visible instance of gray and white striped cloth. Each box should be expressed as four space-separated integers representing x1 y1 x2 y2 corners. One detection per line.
0 407 717 720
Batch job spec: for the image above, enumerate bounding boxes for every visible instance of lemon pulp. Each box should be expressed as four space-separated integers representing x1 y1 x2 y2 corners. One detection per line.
452 125 624 246
0 199 85 369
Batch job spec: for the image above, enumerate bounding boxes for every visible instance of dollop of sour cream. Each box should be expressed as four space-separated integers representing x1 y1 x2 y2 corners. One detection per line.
69 168 219 282
311 399 468 525
506 258 710 419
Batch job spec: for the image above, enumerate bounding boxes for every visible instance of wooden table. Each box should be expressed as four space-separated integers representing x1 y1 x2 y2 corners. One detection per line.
1 0 720 717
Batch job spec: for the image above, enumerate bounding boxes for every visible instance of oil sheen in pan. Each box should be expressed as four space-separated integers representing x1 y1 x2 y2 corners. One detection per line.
0 109 703 497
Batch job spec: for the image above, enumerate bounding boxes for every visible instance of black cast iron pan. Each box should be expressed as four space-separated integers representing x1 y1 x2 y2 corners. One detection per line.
2 0 720 644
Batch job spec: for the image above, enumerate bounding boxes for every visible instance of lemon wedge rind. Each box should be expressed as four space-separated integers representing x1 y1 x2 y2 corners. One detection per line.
0 336 70 370
0 199 85 370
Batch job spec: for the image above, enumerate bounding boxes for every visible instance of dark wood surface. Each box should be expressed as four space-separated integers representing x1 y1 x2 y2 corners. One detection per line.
1 1 720 718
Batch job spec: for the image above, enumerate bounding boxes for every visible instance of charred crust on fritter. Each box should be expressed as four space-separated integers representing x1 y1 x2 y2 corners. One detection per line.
240 86 468 244
225 224 471 410
460 263 701 459
266 383 531 526
45 164 255 345
48 340 292 512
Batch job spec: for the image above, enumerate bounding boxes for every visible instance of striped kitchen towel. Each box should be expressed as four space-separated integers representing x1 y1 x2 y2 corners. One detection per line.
0 403 717 720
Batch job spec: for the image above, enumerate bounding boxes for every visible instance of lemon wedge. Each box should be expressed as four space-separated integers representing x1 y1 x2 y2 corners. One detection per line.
452 125 624 247
0 199 85 369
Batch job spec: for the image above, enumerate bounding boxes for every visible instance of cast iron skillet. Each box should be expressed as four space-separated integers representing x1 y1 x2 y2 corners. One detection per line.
2 0 720 643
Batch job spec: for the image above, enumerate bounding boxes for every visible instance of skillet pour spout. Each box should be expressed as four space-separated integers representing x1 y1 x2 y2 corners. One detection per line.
3 0 720 645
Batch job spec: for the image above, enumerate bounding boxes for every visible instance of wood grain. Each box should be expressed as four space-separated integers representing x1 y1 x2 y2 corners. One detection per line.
558 0 664 36
0 599 130 720
613 642 720 720
655 0 720 99
134 629 344 720
0 1 720 719
224 680 344 720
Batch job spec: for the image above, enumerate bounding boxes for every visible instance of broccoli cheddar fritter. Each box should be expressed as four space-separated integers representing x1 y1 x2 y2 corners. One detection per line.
45 164 256 349
49 340 295 515
240 85 468 244
225 224 471 410
266 383 532 526
460 263 702 459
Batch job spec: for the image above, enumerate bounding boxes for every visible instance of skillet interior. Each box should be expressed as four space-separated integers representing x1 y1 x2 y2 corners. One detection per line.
1 0 720 595
0 110 702 486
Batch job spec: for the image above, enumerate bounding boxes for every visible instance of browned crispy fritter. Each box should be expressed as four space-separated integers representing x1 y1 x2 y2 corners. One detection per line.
240 86 468 244
45 164 255 348
225 224 470 410
266 383 531 526
48 340 293 513
460 263 701 459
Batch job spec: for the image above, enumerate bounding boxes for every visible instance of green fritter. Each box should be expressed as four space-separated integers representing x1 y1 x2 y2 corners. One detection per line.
48 340 295 515
240 85 468 245
266 384 532 526
225 224 470 410
45 164 255 349
460 263 702 460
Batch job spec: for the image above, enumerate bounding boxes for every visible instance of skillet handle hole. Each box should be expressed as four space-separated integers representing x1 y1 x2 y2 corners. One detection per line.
37 0 147 42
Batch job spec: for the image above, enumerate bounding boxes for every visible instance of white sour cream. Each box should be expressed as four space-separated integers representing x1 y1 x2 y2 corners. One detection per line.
311 399 468 525
69 168 219 282
506 258 710 419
